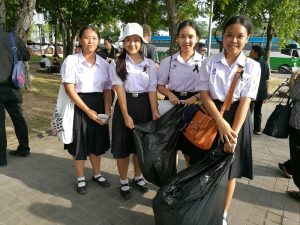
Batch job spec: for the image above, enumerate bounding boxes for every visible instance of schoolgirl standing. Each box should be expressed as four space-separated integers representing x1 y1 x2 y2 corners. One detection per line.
61 25 112 194
109 23 159 200
157 20 202 166
195 16 261 225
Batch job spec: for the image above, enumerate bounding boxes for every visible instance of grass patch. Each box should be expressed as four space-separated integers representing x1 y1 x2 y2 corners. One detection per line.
6 68 62 144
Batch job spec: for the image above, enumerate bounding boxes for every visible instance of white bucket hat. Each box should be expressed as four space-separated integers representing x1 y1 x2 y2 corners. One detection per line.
119 23 147 43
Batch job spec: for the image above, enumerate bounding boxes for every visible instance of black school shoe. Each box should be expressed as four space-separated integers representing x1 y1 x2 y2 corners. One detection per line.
130 178 150 193
9 150 30 157
120 183 132 200
92 175 111 187
76 180 87 195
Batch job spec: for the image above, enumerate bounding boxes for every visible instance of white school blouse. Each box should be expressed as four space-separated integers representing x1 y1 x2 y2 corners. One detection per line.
195 52 261 102
61 52 111 93
158 51 202 92
109 54 157 93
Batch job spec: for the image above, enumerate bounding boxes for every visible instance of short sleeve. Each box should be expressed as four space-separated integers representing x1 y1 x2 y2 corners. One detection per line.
157 56 171 85
240 60 261 99
60 55 77 84
109 60 124 86
195 58 211 92
147 59 158 92
103 63 112 90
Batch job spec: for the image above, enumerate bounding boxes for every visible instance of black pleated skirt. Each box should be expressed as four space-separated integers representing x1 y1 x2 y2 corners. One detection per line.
190 100 253 180
64 92 110 160
111 93 152 158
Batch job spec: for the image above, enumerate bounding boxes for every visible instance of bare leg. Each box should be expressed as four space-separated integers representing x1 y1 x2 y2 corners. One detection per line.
224 178 236 214
73 158 85 178
132 154 142 177
89 153 101 176
117 157 130 180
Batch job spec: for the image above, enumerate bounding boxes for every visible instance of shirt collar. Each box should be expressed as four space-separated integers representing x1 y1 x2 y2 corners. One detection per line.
77 52 101 66
215 51 247 68
125 53 149 67
172 51 202 63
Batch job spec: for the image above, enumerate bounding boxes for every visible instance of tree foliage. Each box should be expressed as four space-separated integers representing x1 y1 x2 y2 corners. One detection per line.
212 0 300 61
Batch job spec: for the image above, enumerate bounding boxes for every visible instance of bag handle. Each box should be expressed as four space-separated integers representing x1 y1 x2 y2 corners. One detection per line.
9 33 18 65
219 64 244 115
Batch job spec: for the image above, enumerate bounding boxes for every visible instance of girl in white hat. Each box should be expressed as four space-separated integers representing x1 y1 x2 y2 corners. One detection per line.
109 23 160 200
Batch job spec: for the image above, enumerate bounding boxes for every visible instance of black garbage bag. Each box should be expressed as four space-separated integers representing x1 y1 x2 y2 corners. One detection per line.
133 105 183 187
153 148 235 225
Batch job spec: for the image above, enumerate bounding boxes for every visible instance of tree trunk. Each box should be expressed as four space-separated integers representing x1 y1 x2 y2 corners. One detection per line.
143 0 152 24
0 0 6 27
165 0 177 55
53 19 59 58
13 0 36 90
264 20 272 64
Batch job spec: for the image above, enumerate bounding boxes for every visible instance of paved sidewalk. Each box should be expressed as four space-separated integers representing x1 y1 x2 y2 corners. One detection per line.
1 96 299 225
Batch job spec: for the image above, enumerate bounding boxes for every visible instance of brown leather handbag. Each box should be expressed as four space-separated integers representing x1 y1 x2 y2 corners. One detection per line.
183 65 244 150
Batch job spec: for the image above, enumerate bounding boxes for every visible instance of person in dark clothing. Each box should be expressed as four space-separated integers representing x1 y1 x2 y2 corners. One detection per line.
102 38 119 63
285 69 300 201
249 45 270 135
0 28 31 166
141 24 159 68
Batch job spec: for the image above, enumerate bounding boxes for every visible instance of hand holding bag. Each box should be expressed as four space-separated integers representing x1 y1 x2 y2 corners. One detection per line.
9 33 26 89
263 96 293 138
183 65 244 150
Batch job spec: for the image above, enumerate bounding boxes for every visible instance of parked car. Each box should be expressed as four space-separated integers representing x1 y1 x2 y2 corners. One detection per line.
270 48 300 73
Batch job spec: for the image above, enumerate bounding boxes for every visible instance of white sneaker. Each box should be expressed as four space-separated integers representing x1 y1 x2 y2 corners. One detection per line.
223 216 228 225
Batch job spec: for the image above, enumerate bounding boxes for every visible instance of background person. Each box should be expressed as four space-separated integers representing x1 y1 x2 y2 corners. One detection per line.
282 70 300 201
102 38 119 63
142 24 159 67
0 27 31 166
249 45 270 135
61 24 112 194
196 42 207 62
109 22 159 200
157 20 202 166
51 57 61 73
39 54 51 69
195 16 261 225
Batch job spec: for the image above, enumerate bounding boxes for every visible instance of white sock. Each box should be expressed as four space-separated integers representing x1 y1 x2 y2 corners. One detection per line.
223 212 227 218
120 179 129 191
94 174 106 182
77 177 86 187
134 175 145 186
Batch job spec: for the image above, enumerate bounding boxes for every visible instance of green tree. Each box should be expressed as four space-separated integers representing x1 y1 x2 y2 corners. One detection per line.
212 0 300 62
37 0 124 57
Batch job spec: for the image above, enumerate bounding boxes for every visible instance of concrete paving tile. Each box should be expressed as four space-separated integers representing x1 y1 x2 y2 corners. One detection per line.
251 206 268 218
283 210 300 223
264 220 281 225
0 208 25 225
248 213 265 225
266 211 283 224
282 217 299 225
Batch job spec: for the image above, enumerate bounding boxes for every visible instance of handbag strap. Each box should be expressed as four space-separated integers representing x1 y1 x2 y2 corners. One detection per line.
9 33 18 65
219 64 244 115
